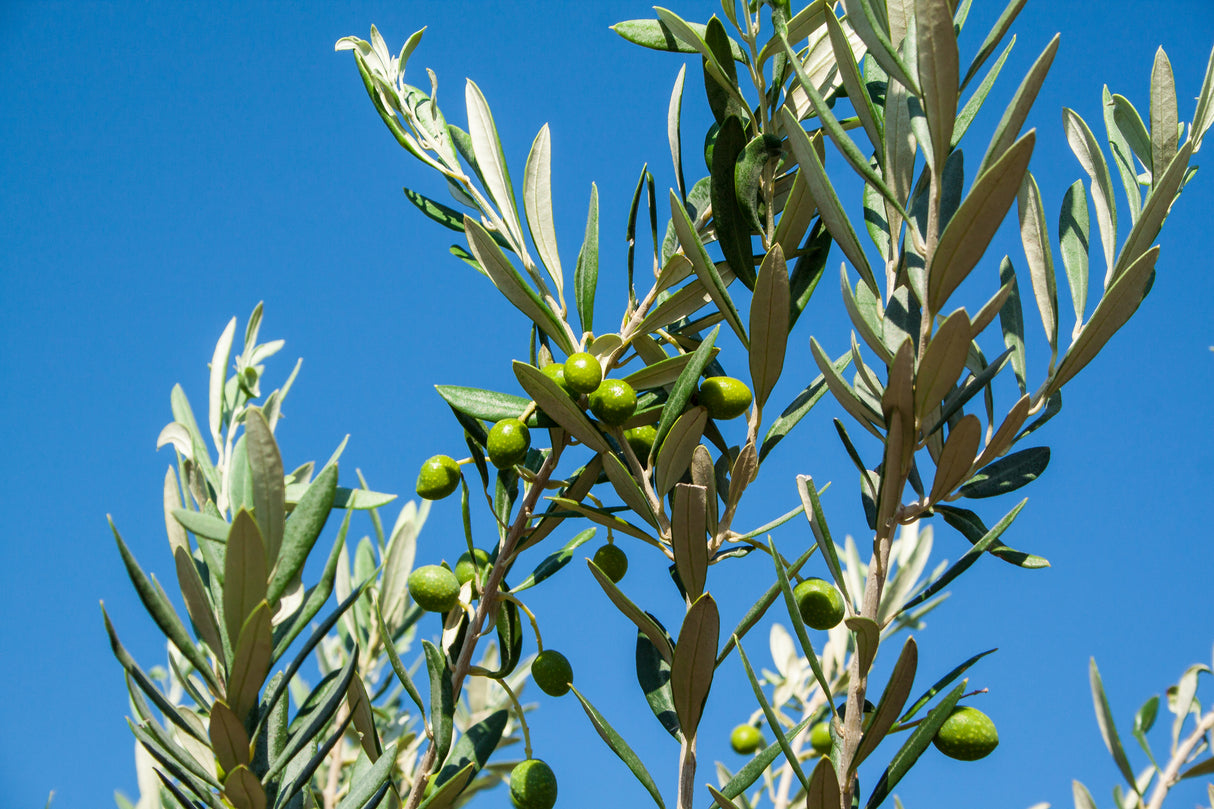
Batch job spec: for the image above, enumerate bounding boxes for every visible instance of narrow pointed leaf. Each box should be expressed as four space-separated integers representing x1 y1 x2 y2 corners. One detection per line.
770 539 836 707
669 190 748 345
224 510 268 652
736 638 812 793
717 544 817 666
780 108 878 295
637 628 682 741
602 450 659 529
424 640 455 766
979 35 1058 177
588 558 674 665
1090 658 1140 793
797 475 851 606
717 715 816 800
866 681 966 809
576 183 599 334
1058 180 1090 338
653 326 719 455
656 407 708 496
749 248 791 411
466 217 573 354
465 80 522 242
1047 246 1159 396
929 131 1035 314
1150 48 1178 191
514 361 610 453
174 548 224 667
374 599 426 718
928 414 981 503
524 124 564 290
111 521 220 691
208 318 236 449
513 528 597 592
209 701 252 775
671 484 709 601
267 463 336 606
227 601 272 724
1018 172 1059 356
915 310 972 422
841 0 919 94
806 758 841 809
571 686 667 809
1063 109 1117 283
435 710 508 791
961 0 1028 89
854 638 918 766
901 499 1027 614
335 741 399 809
1113 141 1193 283
670 592 719 735
760 355 850 462
243 409 284 566
958 446 1049 498
916 0 958 172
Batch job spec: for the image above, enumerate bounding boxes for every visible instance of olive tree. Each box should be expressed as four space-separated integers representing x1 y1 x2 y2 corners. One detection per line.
104 2 1214 809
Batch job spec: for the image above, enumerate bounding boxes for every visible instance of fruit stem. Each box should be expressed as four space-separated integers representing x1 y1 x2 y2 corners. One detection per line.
496 676 534 760
402 440 567 809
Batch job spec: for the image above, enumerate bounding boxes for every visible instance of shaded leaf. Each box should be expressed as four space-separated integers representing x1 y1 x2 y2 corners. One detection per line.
928 414 981 504
636 625 682 741
958 447 1049 498
656 407 708 496
671 484 709 601
760 354 850 462
226 601 272 725
653 326 719 455
854 638 918 766
612 18 747 62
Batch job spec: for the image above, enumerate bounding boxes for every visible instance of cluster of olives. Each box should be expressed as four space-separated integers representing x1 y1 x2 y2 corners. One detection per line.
731 700 996 764
415 351 756 502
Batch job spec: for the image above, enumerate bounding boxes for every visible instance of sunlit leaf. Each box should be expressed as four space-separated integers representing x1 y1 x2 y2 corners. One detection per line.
570 686 667 809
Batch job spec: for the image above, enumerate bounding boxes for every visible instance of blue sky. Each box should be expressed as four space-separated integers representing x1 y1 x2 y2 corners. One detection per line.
2 1 1213 807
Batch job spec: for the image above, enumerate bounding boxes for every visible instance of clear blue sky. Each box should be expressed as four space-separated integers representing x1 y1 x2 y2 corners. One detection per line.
2 1 1212 807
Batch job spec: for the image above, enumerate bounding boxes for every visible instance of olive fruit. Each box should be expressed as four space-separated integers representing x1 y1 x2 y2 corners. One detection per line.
730 724 764 754
793 577 846 630
623 424 657 458
531 649 573 697
591 543 628 583
487 418 531 469
588 379 637 426
809 721 832 755
932 706 999 761
510 759 558 809
563 352 602 394
415 455 461 500
407 565 461 613
541 362 575 396
698 376 753 420
454 548 490 586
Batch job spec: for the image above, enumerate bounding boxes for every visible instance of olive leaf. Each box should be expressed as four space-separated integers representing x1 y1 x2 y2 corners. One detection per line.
671 484 709 601
575 183 599 335
670 592 719 736
570 686 667 809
